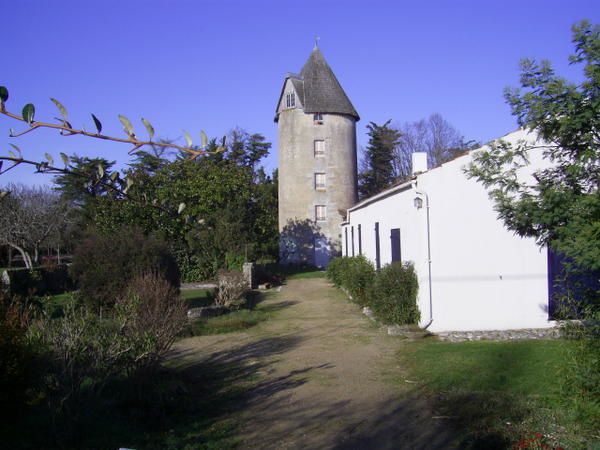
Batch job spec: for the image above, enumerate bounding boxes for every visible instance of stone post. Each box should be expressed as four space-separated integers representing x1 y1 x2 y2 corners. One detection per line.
242 262 256 289
1 270 10 294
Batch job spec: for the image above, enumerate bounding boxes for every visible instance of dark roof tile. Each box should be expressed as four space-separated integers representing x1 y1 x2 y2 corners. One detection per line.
275 47 359 121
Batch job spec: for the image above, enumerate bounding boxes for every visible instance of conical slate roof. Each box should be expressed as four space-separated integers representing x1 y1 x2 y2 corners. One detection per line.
275 47 359 121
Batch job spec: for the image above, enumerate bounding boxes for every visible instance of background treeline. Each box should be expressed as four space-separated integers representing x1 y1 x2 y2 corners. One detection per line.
0 127 279 282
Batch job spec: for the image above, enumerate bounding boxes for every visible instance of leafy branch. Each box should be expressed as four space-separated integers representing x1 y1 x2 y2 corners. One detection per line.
0 85 220 158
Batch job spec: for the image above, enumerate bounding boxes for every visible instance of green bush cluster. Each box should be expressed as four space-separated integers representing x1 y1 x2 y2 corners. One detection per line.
69 226 180 310
327 256 375 306
4 265 74 297
327 257 420 325
369 262 420 325
561 306 600 428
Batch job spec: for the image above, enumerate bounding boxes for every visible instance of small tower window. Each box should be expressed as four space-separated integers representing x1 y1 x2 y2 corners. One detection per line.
314 140 325 157
315 205 327 222
313 113 323 124
315 173 326 191
285 92 296 109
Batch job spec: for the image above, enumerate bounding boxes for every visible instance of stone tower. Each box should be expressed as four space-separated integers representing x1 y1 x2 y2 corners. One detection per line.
275 46 359 266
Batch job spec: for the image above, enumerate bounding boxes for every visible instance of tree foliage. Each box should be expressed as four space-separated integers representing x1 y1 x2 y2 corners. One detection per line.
358 120 402 199
81 130 278 281
466 20 600 273
69 226 180 309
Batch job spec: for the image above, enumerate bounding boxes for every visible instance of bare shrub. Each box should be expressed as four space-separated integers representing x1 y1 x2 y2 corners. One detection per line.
216 269 248 309
117 272 187 374
36 273 187 419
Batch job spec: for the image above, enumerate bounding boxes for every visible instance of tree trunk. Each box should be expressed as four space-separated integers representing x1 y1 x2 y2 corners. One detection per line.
8 243 32 269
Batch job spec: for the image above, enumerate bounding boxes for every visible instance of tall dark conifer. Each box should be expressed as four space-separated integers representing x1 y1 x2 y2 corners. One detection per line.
358 120 402 199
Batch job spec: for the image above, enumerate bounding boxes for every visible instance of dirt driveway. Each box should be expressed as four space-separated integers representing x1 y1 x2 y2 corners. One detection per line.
174 277 459 449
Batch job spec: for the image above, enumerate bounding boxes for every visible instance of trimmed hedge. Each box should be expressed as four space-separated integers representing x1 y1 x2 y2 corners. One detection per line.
328 257 420 325
2 265 74 297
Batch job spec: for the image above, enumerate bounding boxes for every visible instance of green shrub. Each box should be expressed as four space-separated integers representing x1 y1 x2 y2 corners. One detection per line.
225 252 245 271
326 257 349 286
327 256 375 306
369 262 420 325
36 273 187 420
561 305 600 428
343 256 376 306
0 292 34 409
70 227 180 310
4 265 74 297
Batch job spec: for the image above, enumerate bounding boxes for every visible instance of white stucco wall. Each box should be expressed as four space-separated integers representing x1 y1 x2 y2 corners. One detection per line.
343 129 554 332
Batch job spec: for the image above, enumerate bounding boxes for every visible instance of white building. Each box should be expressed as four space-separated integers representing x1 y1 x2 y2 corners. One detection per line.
341 129 558 332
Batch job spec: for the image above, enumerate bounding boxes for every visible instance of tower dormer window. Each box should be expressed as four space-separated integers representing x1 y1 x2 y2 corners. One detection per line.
285 92 296 109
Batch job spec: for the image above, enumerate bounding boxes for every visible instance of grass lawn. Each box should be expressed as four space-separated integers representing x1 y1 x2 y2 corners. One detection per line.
36 291 77 317
285 269 326 280
397 338 598 449
185 291 279 336
181 288 214 308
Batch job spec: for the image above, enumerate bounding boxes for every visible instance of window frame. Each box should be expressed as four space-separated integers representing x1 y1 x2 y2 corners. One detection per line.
315 205 327 222
314 172 326 191
314 139 325 157
285 92 296 109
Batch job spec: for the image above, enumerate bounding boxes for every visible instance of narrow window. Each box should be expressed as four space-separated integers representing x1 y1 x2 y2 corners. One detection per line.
315 205 326 222
375 222 381 270
358 224 362 255
351 226 355 257
314 140 325 157
390 228 401 262
315 173 326 190
285 92 296 109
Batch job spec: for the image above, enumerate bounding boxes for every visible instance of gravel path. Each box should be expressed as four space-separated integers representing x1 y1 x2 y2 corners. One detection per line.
174 277 459 449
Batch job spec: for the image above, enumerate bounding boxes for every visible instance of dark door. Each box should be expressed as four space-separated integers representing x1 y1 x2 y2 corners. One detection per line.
375 222 381 270
358 224 362 255
390 228 401 263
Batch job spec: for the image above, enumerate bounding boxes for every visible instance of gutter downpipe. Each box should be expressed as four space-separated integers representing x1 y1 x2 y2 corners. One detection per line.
414 186 434 330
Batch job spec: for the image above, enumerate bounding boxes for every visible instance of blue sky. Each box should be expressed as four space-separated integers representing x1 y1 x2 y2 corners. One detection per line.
1 0 598 186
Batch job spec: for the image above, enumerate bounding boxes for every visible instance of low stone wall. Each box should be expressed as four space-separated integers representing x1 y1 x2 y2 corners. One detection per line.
436 327 562 342
187 306 228 319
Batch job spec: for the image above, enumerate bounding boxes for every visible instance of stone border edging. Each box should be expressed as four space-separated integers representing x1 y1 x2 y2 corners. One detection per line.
335 282 564 342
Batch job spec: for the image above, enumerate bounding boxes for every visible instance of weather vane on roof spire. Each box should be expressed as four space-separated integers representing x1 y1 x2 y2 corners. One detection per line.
314 36 320 49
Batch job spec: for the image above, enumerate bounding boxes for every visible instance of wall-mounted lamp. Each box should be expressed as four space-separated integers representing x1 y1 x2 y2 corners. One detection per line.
413 196 424 209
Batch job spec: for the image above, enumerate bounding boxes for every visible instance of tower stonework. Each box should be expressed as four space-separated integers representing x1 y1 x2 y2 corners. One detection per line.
275 47 359 266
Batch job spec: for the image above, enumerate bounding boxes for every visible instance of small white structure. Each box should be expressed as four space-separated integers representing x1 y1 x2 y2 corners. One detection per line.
341 129 557 332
